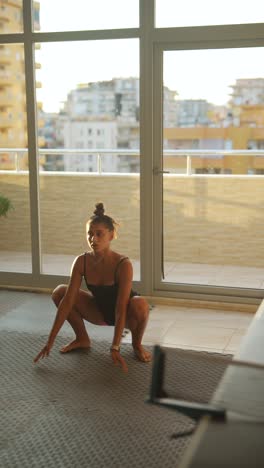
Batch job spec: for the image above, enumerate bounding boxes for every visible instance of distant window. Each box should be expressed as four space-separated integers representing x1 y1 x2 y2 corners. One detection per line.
34 8 40 25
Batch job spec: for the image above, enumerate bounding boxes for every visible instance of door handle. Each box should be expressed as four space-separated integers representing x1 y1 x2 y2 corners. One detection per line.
153 167 170 175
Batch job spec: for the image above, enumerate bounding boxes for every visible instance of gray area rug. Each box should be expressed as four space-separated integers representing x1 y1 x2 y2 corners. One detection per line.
0 331 231 468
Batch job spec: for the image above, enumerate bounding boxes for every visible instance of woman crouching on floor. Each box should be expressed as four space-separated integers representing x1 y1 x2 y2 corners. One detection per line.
34 202 151 372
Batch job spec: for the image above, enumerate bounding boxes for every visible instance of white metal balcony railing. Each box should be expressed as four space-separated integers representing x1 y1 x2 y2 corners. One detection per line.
1 148 264 175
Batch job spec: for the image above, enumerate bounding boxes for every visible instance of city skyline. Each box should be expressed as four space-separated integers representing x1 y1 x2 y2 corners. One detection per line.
37 44 264 114
36 1 264 113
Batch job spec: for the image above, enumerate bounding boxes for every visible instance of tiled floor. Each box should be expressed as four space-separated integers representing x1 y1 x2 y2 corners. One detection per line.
123 303 254 354
0 289 254 355
0 250 259 355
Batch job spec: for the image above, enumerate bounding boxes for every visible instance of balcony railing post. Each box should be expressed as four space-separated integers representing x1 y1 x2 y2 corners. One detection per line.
186 154 192 175
97 153 102 174
15 152 20 172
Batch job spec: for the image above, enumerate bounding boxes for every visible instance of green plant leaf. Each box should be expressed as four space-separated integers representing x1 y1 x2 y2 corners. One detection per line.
0 194 14 217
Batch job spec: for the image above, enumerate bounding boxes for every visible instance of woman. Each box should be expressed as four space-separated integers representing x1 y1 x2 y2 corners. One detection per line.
34 202 151 372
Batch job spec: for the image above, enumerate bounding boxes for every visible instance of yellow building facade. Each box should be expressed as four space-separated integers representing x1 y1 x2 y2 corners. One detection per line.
0 0 41 170
164 104 264 175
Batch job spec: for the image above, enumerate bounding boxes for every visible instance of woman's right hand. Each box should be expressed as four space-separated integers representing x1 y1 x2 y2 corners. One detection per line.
34 342 52 363
111 349 128 373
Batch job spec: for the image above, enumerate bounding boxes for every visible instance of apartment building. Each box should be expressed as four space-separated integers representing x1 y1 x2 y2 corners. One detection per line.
229 78 264 106
63 78 139 121
0 0 27 169
53 78 177 172
0 0 41 170
62 118 118 173
174 99 214 127
229 78 264 156
164 79 264 174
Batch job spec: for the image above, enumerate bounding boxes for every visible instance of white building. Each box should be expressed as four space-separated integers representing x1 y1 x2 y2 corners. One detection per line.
64 77 139 121
229 78 264 106
163 86 178 127
64 77 177 126
57 77 178 172
62 119 118 172
175 99 213 127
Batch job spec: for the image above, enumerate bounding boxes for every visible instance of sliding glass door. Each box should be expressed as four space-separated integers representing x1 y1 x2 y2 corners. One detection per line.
153 44 264 299
1 0 264 302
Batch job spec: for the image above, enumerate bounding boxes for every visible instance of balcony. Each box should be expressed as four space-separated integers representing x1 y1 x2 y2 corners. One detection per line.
0 136 21 149
0 55 11 66
0 70 13 86
1 148 264 291
0 95 15 107
0 113 15 129
0 12 10 23
7 0 23 7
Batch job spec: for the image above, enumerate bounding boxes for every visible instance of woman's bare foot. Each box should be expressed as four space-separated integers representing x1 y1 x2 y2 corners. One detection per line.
60 339 91 353
133 344 152 362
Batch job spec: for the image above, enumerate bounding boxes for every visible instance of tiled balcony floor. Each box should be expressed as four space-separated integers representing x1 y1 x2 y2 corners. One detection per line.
1 251 264 289
0 289 254 355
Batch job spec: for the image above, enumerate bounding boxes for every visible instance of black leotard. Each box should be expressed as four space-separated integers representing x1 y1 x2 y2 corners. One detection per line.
83 253 138 325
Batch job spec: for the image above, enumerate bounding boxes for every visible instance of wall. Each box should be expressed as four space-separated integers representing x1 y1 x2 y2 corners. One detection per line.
1 172 264 267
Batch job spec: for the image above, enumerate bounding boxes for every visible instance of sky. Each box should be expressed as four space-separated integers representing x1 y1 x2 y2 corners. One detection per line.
35 0 264 113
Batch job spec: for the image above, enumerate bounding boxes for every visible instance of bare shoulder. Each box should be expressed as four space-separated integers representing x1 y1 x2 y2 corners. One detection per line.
114 252 132 266
70 254 85 275
115 254 133 278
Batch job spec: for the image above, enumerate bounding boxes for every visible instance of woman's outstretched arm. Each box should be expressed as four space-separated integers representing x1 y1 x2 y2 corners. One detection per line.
110 259 133 372
34 255 83 362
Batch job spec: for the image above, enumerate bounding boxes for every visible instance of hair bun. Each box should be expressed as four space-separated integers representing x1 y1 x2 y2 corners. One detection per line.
94 202 105 216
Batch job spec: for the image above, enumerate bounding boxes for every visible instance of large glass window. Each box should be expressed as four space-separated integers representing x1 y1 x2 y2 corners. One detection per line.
1 0 264 299
35 0 139 32
162 48 264 289
35 39 140 279
0 44 32 273
163 47 264 174
156 0 264 28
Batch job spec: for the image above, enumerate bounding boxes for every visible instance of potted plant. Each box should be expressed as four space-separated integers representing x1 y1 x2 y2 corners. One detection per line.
0 193 14 217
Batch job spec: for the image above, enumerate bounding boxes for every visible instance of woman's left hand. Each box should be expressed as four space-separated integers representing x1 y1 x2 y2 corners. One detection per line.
34 342 52 363
111 350 128 373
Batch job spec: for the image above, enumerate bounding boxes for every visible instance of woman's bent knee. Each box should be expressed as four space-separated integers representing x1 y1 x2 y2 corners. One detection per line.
129 296 149 321
51 284 67 305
